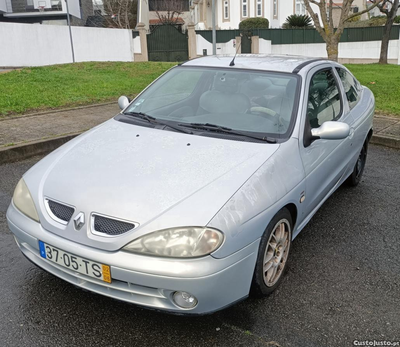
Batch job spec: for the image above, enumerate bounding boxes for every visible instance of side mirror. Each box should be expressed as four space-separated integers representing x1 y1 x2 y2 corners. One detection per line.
311 121 350 140
118 96 131 110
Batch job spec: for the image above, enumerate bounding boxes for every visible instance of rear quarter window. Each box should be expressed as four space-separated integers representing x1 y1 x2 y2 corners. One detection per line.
336 68 361 109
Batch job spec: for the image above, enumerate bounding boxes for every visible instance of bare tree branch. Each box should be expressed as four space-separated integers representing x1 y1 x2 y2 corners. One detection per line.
303 0 327 39
345 0 384 21
329 0 334 33
93 0 137 29
153 0 186 26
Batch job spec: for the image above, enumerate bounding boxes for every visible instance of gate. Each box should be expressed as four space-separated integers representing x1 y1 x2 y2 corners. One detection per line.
147 25 189 62
241 31 252 53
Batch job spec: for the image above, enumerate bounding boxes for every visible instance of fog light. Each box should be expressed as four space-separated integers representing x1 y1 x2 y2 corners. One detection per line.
172 291 198 309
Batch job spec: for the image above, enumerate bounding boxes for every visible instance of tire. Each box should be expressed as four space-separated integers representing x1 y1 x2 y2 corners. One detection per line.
347 139 368 187
251 208 293 297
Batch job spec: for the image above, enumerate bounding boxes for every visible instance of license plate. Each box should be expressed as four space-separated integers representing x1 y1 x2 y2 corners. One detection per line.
39 241 111 283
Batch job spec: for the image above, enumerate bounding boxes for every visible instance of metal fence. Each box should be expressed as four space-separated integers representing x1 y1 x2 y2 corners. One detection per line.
196 26 400 45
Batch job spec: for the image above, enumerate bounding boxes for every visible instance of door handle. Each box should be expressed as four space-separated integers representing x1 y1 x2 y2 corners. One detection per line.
349 128 355 139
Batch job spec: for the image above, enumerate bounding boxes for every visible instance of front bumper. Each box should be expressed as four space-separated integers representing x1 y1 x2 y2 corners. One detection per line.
7 203 259 315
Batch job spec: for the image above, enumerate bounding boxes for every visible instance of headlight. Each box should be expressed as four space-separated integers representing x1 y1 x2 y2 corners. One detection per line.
123 227 224 258
13 178 40 222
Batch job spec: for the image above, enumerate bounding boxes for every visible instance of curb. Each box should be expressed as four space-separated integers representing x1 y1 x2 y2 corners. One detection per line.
1 131 399 165
0 101 116 122
370 134 400 150
0 133 81 165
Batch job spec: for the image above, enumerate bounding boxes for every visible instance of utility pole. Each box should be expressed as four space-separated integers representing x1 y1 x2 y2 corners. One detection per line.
65 0 76 63
212 0 216 55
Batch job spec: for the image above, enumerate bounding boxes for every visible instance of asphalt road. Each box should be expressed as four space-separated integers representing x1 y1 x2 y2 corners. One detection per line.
0 145 399 347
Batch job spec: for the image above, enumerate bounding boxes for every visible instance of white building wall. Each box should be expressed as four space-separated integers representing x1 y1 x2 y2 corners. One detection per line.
198 36 400 64
269 39 399 62
278 1 293 28
230 9 242 29
216 0 223 28
264 0 272 26
272 0 297 28
196 34 213 55
271 42 327 56
0 22 137 67
259 38 272 53
339 40 399 60
196 34 237 55
217 39 237 54
133 35 142 54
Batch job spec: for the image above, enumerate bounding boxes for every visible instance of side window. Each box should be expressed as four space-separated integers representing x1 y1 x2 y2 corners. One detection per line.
336 68 360 109
307 69 342 129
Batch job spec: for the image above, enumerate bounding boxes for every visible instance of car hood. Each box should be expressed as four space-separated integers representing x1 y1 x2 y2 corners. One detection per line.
25 119 279 251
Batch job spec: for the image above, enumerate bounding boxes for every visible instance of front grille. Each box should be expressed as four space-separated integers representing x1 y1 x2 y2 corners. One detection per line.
93 215 135 236
47 200 74 223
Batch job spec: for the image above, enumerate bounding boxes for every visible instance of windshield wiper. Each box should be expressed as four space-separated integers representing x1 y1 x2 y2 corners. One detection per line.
123 111 157 122
123 111 193 134
177 122 277 143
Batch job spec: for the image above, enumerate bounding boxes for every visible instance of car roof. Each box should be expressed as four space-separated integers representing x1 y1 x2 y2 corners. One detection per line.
182 54 331 73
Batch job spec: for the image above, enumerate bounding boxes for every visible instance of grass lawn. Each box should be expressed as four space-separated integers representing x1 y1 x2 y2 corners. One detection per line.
345 64 400 117
0 61 399 117
0 62 175 117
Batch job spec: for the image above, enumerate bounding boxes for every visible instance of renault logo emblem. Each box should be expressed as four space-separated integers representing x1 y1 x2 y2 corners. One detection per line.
74 212 85 230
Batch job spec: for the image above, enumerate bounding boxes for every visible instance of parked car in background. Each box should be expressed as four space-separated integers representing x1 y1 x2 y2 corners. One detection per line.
7 55 374 314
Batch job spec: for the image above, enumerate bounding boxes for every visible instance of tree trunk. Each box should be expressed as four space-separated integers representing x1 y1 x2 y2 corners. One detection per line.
379 14 397 64
326 38 339 62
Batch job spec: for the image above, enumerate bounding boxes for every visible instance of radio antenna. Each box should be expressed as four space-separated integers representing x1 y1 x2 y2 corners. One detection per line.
229 37 242 67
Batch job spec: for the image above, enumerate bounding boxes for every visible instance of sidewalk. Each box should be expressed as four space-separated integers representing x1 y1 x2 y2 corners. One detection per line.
0 103 119 164
371 114 400 149
0 104 399 164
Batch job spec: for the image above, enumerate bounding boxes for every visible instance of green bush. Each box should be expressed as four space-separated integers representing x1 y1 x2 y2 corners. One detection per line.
345 15 387 27
239 17 269 30
395 15 400 24
282 14 313 29
347 14 361 23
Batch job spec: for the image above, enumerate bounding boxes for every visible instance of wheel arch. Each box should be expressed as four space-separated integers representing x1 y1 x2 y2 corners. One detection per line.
367 128 373 142
283 203 298 228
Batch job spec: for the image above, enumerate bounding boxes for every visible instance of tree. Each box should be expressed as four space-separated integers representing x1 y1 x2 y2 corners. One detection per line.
282 14 313 29
97 0 137 29
302 0 383 61
376 0 400 64
151 0 188 26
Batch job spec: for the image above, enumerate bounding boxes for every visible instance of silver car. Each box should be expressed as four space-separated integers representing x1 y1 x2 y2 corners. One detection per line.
7 55 374 314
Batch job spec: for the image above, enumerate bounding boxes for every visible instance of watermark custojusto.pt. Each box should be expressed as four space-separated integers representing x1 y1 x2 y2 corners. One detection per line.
353 341 400 346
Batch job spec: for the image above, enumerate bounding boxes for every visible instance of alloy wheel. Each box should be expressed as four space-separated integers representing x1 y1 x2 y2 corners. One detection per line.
263 219 291 287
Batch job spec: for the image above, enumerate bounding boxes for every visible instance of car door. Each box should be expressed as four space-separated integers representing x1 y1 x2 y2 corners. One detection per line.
299 64 354 218
335 67 369 165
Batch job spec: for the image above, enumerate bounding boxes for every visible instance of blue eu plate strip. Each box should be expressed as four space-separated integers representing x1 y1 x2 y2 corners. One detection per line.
39 241 46 259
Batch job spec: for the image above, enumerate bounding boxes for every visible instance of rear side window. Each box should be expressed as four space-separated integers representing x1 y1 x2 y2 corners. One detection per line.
336 68 361 109
307 69 342 129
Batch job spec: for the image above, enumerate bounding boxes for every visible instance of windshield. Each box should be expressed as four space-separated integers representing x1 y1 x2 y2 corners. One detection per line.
123 66 299 138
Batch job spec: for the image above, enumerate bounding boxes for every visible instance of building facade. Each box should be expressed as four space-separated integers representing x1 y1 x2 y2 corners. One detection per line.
138 0 192 31
190 0 369 30
190 0 308 29
0 0 93 25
